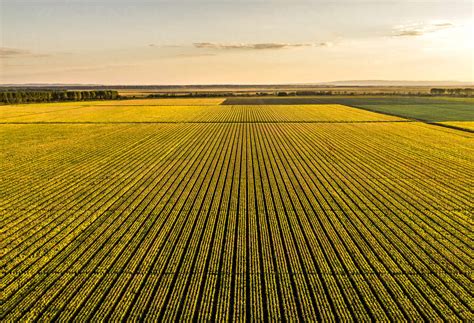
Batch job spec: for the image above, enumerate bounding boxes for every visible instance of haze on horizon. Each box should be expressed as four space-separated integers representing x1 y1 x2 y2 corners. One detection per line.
1 0 473 85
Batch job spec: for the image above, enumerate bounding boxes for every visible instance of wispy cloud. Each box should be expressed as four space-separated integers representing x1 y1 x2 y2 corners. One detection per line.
158 53 218 59
0 47 49 58
391 22 454 37
193 42 332 50
148 44 185 49
173 53 217 58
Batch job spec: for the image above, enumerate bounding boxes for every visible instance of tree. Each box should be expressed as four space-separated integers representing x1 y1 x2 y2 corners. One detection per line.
0 90 120 104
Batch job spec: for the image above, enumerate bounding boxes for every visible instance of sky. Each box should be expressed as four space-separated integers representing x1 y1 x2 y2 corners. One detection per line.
0 0 473 84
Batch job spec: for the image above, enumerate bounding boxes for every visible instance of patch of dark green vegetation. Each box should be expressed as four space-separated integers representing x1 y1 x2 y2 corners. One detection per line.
0 90 120 105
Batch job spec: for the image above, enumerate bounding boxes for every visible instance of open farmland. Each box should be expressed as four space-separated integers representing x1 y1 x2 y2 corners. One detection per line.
223 96 474 131
1 99 473 320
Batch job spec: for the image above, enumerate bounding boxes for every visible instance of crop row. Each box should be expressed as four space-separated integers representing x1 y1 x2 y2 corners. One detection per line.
1 104 405 124
1 121 472 320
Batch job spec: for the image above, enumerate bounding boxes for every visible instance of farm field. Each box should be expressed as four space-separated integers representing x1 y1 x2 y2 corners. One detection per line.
440 121 474 132
0 99 225 122
223 96 474 128
0 102 404 123
1 100 473 320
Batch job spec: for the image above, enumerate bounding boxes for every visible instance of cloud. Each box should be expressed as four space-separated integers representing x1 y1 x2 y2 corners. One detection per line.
159 53 217 59
148 44 185 49
0 47 49 58
173 53 217 58
391 22 454 37
193 42 329 50
318 42 334 47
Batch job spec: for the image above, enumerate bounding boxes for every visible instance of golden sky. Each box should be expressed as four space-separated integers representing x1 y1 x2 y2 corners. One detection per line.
1 0 473 84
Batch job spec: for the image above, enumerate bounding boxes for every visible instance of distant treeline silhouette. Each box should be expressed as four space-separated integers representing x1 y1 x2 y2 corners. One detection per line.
147 90 337 98
430 88 473 96
147 88 474 98
0 90 120 104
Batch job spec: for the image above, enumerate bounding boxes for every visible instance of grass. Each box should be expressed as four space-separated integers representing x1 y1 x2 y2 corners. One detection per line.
1 99 472 321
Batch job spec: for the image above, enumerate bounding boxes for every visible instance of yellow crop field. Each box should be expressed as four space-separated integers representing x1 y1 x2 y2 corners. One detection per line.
1 101 472 321
440 121 474 131
2 0 472 319
0 99 222 120
1 102 404 123
92 98 226 105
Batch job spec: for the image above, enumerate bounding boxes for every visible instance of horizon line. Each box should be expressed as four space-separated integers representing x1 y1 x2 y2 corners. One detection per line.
1 80 474 87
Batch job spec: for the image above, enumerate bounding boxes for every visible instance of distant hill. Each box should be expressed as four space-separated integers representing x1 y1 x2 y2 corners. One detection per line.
1 80 473 89
319 80 474 87
0 83 100 87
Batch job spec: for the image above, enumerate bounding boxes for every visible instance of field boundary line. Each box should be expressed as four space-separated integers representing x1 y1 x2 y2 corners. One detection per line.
0 120 415 124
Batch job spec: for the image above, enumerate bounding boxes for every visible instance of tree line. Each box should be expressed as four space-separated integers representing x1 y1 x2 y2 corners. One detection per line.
0 90 120 104
147 90 338 98
430 88 473 96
